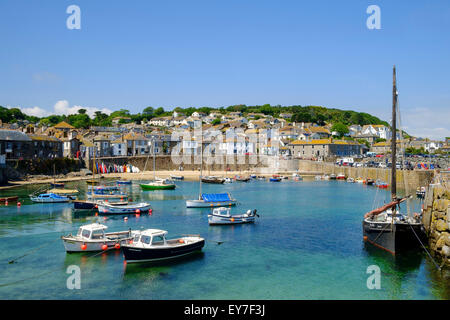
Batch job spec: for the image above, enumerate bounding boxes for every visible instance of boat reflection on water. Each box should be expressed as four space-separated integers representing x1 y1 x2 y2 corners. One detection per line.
122 251 205 276
363 242 424 273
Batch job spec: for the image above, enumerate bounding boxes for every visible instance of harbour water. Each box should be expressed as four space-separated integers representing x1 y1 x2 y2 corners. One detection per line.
0 179 449 299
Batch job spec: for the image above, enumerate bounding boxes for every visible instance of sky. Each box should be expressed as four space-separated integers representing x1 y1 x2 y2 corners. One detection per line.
0 0 449 140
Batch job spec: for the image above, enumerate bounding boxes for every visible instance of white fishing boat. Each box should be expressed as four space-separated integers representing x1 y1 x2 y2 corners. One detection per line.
208 207 259 225
30 193 71 203
97 201 152 215
61 223 137 252
347 177 355 183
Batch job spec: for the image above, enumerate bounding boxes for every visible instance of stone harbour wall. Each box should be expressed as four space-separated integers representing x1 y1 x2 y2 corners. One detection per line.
422 181 450 267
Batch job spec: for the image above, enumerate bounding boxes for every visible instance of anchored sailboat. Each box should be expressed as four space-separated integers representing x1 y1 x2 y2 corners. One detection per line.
140 139 176 190
362 66 424 255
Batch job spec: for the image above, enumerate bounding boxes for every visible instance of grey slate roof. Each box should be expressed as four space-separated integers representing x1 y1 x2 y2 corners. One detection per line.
0 130 32 141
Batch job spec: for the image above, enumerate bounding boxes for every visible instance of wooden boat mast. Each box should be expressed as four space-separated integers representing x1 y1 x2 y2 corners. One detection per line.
391 65 397 200
199 137 203 200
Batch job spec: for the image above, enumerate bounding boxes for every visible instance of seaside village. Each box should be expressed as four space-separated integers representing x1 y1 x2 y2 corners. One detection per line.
0 110 448 167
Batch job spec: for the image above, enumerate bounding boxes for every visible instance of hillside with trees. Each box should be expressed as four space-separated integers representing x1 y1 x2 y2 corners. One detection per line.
0 104 389 129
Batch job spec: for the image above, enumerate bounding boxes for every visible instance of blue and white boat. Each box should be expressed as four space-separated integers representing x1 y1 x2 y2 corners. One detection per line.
30 193 71 203
186 193 237 208
208 207 259 225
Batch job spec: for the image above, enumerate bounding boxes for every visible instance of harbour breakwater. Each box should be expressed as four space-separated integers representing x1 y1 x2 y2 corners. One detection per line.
297 160 434 191
422 177 450 267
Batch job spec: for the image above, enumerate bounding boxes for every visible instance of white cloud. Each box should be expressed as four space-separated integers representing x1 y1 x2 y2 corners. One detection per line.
401 107 450 141
17 106 50 118
11 100 114 120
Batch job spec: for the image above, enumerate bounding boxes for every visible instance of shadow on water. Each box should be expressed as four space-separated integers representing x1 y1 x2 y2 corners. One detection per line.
122 251 205 277
363 242 424 272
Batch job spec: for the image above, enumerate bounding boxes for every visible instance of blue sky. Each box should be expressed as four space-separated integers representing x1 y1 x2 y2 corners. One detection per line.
0 0 449 139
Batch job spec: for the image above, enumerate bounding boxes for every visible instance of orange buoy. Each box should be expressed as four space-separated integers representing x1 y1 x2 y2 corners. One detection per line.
5 200 8 206
101 244 108 251
148 209 153 215
114 243 121 249
363 236 368 242
17 202 21 207
178 239 184 244
231 218 235 222
135 209 141 214
95 212 98 217
81 244 87 250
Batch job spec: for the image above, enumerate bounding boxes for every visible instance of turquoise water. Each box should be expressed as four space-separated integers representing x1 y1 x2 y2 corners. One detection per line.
0 179 449 300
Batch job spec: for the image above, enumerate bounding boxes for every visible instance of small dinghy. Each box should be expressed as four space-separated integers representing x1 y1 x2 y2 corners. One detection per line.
30 193 71 203
208 207 259 225
61 223 137 252
97 201 152 215
269 177 281 182
122 229 205 263
170 175 184 180
365 178 375 185
224 177 233 183
347 177 355 183
235 176 250 182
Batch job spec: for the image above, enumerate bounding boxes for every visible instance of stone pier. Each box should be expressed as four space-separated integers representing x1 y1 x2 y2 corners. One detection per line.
422 174 450 267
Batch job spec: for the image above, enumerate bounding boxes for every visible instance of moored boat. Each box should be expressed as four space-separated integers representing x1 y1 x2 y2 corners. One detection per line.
269 177 281 182
201 176 225 184
329 174 337 180
117 180 132 185
365 178 375 185
140 178 176 190
208 207 259 225
416 186 426 198
355 177 364 184
122 229 205 263
336 174 346 180
72 199 128 211
170 175 184 180
30 193 71 203
97 201 152 215
347 177 355 183
186 193 237 208
362 66 425 255
50 182 65 188
61 223 137 252
235 176 250 182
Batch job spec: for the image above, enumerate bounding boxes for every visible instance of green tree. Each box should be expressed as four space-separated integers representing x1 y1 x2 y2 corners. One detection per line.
331 123 349 137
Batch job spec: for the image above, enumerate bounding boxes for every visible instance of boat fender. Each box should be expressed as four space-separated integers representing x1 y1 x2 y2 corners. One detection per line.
135 209 141 214
5 200 8 206
178 239 184 244
148 209 153 215
81 244 87 250
101 244 108 251
124 217 128 221
17 202 21 207
231 218 235 222
114 243 120 250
